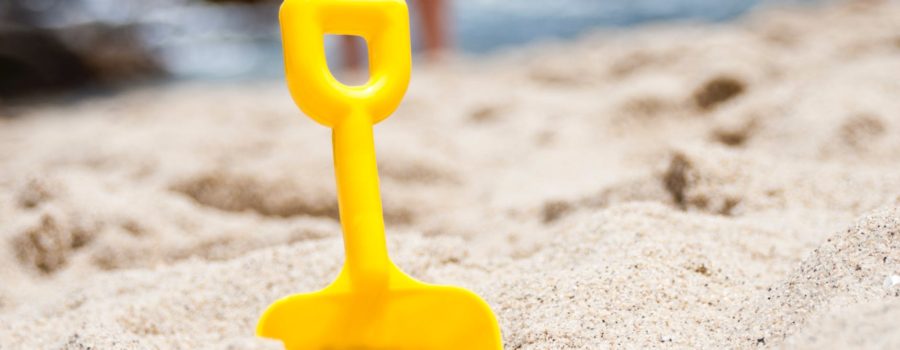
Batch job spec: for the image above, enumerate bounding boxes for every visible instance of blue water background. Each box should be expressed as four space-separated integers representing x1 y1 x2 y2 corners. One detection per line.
451 0 760 53
146 0 821 79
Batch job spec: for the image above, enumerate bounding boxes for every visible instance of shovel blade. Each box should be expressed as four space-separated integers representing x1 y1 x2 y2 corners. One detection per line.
258 284 502 350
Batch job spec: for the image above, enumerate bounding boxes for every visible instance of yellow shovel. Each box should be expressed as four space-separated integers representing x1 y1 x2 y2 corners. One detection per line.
256 0 502 348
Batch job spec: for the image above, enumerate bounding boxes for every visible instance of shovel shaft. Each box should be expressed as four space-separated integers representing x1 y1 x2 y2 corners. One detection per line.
278 0 410 290
333 111 390 288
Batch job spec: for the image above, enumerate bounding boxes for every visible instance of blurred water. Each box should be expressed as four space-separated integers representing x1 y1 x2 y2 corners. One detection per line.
12 0 821 80
451 0 762 53
167 0 783 79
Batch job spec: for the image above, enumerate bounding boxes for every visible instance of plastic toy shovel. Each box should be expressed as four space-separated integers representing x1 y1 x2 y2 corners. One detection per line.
256 0 502 349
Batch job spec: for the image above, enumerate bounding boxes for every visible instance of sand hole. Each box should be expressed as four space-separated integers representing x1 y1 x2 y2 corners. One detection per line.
839 113 886 149
620 95 672 121
712 118 757 147
693 76 746 111
469 103 507 123
16 177 59 209
170 171 339 219
12 213 94 274
661 152 743 216
542 200 573 224
378 159 457 185
663 153 691 208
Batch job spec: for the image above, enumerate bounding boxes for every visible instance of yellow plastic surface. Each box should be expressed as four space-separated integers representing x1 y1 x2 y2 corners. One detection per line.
256 0 503 349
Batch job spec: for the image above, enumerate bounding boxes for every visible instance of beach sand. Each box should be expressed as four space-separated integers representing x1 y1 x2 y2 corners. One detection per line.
2 1 900 348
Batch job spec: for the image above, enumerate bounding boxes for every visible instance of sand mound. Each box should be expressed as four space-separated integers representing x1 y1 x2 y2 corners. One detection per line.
492 203 803 348
785 298 900 349
659 146 900 217
0 233 472 349
3 202 896 349
743 205 900 346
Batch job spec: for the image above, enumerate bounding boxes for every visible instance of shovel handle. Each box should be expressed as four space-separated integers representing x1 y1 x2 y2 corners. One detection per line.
280 0 411 126
280 0 411 288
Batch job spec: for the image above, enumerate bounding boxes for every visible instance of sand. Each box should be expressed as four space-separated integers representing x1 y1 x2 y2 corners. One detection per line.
2 1 900 348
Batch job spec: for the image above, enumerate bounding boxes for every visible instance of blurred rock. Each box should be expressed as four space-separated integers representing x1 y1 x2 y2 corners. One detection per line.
55 23 164 82
0 0 163 99
0 24 91 98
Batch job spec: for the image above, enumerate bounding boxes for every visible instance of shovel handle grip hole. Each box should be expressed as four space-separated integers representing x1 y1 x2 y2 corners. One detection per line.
325 34 371 87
